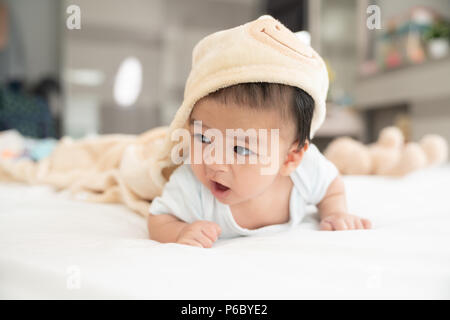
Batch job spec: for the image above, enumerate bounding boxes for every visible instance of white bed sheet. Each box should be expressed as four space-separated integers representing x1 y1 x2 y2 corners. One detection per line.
1 165 450 299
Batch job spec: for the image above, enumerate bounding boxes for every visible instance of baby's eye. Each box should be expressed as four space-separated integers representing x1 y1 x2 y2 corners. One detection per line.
194 133 211 144
234 145 254 156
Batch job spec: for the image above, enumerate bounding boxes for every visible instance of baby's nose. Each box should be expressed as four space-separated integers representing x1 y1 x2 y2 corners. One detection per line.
203 153 228 172
205 159 229 173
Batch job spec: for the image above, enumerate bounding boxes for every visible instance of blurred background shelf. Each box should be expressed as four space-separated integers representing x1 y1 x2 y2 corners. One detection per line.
309 0 450 147
355 56 450 108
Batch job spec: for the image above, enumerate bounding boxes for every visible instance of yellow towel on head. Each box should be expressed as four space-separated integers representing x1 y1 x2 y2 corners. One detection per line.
154 15 329 187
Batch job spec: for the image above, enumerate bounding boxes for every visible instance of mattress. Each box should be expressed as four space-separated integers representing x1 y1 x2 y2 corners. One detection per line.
1 165 450 299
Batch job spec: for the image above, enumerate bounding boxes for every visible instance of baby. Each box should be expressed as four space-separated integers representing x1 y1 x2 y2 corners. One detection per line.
147 16 371 248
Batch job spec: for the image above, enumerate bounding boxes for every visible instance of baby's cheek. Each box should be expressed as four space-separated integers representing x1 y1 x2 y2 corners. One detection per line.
190 163 206 183
234 165 272 195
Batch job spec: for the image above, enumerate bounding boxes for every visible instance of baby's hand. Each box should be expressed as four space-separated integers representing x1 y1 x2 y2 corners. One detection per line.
176 220 222 248
319 213 372 231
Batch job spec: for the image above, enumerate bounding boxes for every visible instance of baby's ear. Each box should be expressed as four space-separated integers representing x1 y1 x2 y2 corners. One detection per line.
280 140 309 175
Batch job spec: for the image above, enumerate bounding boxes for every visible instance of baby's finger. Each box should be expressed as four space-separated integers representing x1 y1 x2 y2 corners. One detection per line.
206 222 222 237
194 233 214 248
319 220 333 231
178 238 203 248
213 223 222 236
202 225 220 241
332 219 347 231
362 218 372 229
201 228 218 242
345 218 356 230
354 219 364 230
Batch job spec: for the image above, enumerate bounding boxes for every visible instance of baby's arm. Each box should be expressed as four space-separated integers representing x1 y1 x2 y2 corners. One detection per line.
317 175 372 231
147 213 188 243
147 213 221 248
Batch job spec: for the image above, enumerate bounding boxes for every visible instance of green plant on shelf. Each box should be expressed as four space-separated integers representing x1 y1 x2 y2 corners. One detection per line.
424 20 450 41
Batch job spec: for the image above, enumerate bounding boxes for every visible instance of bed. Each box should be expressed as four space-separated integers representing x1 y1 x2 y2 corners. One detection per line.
1 165 450 299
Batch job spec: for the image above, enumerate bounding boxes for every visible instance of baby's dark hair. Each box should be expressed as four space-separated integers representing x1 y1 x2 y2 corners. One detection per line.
206 83 315 150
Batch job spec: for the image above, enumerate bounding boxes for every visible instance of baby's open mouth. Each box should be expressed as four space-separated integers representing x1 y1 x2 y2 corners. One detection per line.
210 180 231 199
214 181 229 192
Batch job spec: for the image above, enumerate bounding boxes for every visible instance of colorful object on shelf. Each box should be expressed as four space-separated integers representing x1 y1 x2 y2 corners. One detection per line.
381 21 404 69
367 6 448 74
386 48 403 68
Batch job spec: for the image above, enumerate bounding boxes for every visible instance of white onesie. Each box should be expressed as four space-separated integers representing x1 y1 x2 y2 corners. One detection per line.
149 144 339 239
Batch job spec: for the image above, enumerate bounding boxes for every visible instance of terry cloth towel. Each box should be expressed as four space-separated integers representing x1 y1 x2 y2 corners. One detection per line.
0 15 329 217
153 15 329 188
0 127 170 217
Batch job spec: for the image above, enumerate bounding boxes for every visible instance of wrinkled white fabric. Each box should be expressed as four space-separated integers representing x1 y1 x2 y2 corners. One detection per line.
1 165 450 299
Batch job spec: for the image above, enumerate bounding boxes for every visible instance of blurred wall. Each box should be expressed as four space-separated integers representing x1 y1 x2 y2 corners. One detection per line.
378 0 450 21
62 0 263 137
1 0 61 82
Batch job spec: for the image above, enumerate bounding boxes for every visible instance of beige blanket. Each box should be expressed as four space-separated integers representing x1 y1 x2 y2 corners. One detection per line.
0 126 179 217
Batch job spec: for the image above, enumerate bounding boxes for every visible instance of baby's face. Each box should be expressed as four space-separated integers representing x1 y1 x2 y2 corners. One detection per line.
188 97 296 206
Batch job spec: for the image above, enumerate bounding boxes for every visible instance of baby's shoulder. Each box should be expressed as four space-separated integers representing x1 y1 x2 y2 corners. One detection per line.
290 143 333 187
294 143 322 173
